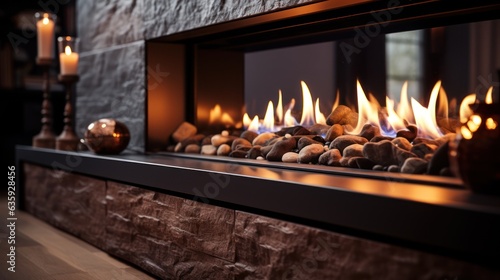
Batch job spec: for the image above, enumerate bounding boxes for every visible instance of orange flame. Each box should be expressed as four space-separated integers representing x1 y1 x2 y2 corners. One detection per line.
209 104 234 126
348 80 380 135
315 98 326 125
263 101 275 132
396 81 414 124
408 81 443 139
276 90 283 123
284 98 298 127
299 81 316 127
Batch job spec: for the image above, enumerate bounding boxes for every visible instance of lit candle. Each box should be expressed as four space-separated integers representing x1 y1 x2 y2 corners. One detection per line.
59 45 79 75
35 13 56 59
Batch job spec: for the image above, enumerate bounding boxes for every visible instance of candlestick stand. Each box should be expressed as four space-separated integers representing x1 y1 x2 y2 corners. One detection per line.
56 74 80 151
33 58 56 148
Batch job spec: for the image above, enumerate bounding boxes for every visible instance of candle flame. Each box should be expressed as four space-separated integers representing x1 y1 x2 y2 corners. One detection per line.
65 45 72 55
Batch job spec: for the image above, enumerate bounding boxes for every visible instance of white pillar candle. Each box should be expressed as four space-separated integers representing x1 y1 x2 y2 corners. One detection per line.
36 14 55 59
59 46 79 75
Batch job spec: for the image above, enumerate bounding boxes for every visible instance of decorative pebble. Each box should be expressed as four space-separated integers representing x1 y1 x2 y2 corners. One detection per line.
201 145 217 155
282 152 299 163
211 134 236 147
309 124 331 136
358 124 381 140
266 137 297 161
297 137 322 150
247 146 263 159
396 125 418 143
330 135 368 154
172 122 197 143
411 143 437 158
185 144 201 154
298 144 325 164
325 124 344 142
392 137 412 151
318 149 342 166
326 105 359 126
253 132 277 146
231 138 252 151
427 140 450 175
240 130 258 143
363 140 416 166
229 150 248 158
342 144 364 158
387 165 400 173
372 165 384 171
221 130 229 137
401 158 428 174
217 144 231 156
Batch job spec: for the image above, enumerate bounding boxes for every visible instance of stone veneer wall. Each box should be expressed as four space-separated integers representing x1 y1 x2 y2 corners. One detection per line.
75 0 316 153
23 163 500 279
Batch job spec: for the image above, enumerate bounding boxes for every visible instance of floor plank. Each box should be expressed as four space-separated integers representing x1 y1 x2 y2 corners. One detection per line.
0 205 158 280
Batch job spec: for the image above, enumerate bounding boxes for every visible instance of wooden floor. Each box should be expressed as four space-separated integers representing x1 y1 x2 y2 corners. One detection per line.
0 199 157 280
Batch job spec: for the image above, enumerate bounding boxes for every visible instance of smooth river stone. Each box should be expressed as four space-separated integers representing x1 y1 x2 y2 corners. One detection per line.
325 124 344 142
253 132 278 146
185 144 201 154
396 125 418 143
174 134 203 152
231 138 253 151
330 135 368 154
401 158 428 174
211 134 237 147
309 123 331 136
392 137 412 151
342 144 364 158
358 124 381 140
282 152 299 163
201 144 217 155
411 143 437 158
363 140 417 166
297 137 323 150
172 121 197 142
318 149 342 166
298 144 325 164
217 144 231 156
427 141 450 175
247 146 263 159
326 105 359 126
240 130 258 143
266 137 297 162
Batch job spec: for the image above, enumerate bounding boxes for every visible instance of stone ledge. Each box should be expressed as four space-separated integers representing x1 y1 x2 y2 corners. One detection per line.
21 162 500 279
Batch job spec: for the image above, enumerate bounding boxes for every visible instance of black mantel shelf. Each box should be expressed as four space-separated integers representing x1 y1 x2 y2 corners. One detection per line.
16 145 500 267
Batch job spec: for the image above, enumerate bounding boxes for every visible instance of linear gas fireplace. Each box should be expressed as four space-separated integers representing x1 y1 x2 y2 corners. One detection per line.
146 0 500 190
17 1 500 278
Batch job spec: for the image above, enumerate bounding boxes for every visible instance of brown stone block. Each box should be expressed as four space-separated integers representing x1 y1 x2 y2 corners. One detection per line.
105 181 235 271
23 163 107 249
234 211 500 279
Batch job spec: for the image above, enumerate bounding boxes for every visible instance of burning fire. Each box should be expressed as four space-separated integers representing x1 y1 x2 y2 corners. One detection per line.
243 81 328 133
240 80 497 140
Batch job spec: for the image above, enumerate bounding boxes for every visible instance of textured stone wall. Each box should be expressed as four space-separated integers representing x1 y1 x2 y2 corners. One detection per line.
75 0 316 153
22 163 500 279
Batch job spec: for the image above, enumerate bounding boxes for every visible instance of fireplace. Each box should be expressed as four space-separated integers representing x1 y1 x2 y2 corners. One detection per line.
145 0 500 187
15 1 500 277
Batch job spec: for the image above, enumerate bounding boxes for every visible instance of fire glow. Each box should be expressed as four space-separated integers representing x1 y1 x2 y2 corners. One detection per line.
240 80 490 140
